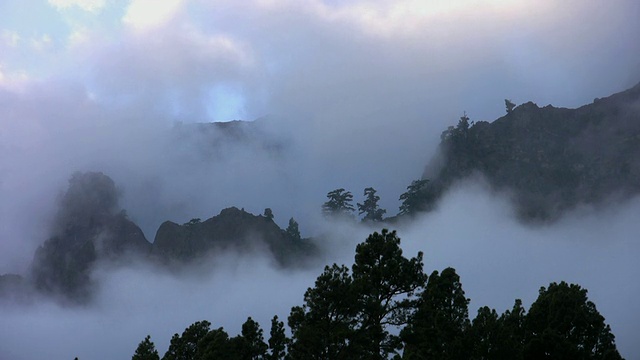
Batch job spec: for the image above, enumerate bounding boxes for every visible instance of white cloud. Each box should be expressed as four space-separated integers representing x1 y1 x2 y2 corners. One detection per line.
30 34 53 51
0 64 29 91
48 0 106 12
122 0 184 30
0 0 639 356
1 30 20 47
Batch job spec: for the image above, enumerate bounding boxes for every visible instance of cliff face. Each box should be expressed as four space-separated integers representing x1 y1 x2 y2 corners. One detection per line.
153 207 316 267
424 82 640 220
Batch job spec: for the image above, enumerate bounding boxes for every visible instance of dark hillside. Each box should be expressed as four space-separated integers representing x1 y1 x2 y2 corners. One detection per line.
423 82 640 220
4 172 316 304
152 207 317 267
29 172 151 302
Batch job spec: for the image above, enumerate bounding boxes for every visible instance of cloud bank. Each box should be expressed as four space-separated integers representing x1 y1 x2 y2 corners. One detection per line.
0 0 639 358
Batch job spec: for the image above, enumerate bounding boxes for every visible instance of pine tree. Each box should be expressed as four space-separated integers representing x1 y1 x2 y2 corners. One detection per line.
286 218 301 241
162 320 211 360
401 267 470 360
288 264 359 360
524 282 622 360
321 188 355 218
505 99 516 114
398 179 429 216
357 187 386 222
351 229 426 359
267 315 288 360
132 335 159 360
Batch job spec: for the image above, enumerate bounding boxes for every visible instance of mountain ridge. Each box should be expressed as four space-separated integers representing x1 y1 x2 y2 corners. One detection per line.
420 81 640 220
1 172 316 304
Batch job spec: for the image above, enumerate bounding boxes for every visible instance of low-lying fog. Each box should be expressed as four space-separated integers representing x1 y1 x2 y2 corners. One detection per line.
1 181 638 359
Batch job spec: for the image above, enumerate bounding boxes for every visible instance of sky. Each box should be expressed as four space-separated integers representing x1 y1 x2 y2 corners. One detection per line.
0 0 639 358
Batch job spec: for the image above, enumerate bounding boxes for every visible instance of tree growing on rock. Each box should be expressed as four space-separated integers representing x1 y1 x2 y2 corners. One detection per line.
398 179 430 216
286 218 301 241
505 99 516 114
322 188 355 218
357 187 386 222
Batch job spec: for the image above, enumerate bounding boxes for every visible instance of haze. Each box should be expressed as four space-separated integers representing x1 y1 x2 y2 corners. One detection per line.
1 0 639 359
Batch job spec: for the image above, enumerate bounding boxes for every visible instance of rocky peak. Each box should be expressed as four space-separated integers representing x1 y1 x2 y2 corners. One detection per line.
423 82 640 221
152 207 315 267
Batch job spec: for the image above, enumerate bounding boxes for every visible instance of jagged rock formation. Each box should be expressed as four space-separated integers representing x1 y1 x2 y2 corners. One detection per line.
29 172 151 302
423 82 640 220
153 207 316 267
5 172 316 303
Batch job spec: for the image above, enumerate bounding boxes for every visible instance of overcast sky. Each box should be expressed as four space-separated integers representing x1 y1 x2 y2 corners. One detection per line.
1 0 639 358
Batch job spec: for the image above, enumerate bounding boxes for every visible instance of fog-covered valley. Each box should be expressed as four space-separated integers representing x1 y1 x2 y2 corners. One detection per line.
1 0 640 359
2 181 639 358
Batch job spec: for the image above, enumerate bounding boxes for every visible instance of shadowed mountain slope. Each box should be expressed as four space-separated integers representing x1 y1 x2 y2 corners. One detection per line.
421 82 640 220
15 172 315 303
153 207 316 267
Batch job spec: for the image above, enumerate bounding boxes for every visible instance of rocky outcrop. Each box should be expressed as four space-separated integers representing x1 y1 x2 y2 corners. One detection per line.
6 172 316 304
29 172 151 302
152 207 316 267
423 82 640 220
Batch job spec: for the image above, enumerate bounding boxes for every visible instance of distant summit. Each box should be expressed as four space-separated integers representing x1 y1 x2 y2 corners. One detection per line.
422 82 640 220
172 118 287 159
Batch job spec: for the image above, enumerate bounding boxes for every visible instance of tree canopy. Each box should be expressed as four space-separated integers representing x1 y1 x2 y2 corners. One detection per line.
286 217 301 241
357 187 386 222
322 188 355 218
133 335 160 360
524 282 622 360
398 179 430 216
134 230 622 360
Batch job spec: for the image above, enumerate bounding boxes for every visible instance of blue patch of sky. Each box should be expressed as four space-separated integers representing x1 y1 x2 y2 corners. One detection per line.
206 84 247 122
0 1 67 37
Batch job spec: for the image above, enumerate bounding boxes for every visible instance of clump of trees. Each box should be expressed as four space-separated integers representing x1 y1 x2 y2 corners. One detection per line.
322 186 390 221
134 230 622 360
321 178 440 222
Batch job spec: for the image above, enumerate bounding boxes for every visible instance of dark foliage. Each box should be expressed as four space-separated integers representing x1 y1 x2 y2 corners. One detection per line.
398 179 433 216
321 188 355 218
133 335 160 360
524 282 622 360
163 320 211 360
401 267 470 360
267 316 288 360
357 187 386 222
153 207 317 268
285 217 301 241
132 230 623 360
